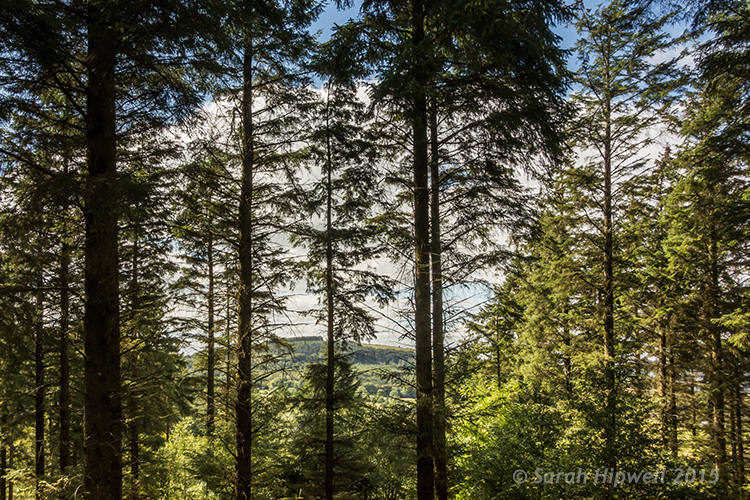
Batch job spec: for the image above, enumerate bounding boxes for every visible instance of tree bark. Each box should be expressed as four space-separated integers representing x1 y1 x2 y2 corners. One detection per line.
84 5 122 500
129 232 140 500
430 104 447 500
1 415 6 500
561 303 571 397
236 39 254 500
7 439 11 500
324 87 335 500
707 240 726 471
690 373 697 438
668 352 678 455
659 326 668 448
602 64 616 500
60 211 71 475
226 292 233 420
60 181 71 474
128 396 139 500
733 357 744 487
207 228 216 437
35 280 45 499
0 445 5 500
412 0 434 495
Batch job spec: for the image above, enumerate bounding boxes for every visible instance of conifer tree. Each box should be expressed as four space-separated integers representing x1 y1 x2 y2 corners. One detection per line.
662 84 750 478
688 0 750 481
117 132 190 500
201 0 319 495
570 0 682 488
1 1 211 496
174 146 238 437
619 153 682 456
358 0 569 495
294 36 396 497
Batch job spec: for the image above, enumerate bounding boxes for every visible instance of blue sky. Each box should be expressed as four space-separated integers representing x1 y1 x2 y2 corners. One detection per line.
309 0 582 50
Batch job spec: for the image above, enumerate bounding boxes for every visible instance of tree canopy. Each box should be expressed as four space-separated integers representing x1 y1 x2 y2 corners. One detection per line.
1 0 749 499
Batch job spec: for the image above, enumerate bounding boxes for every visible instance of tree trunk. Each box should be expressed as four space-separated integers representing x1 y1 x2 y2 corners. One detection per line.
412 0 434 494
129 233 140 500
659 326 668 448
128 396 139 500
690 373 697 438
236 40 254 500
430 104 447 500
726 353 737 462
60 157 71 476
84 6 122 500
707 240 726 471
1 444 5 500
602 79 616 500
7 440 11 500
562 306 572 397
732 354 744 487
668 352 678 456
1 416 6 500
207 229 216 436
324 87 335 500
495 340 502 391
226 293 233 422
35 281 45 498
710 325 726 471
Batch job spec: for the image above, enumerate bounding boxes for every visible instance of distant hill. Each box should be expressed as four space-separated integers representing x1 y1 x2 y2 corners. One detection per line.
186 339 416 401
282 339 414 367
287 336 324 342
272 340 416 399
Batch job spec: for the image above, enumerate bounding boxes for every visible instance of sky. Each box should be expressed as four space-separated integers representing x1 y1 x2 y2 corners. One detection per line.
297 1 582 348
308 0 582 49
249 0 686 349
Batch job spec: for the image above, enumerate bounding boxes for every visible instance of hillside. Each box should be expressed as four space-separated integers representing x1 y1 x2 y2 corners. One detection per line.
187 339 417 401
274 339 417 400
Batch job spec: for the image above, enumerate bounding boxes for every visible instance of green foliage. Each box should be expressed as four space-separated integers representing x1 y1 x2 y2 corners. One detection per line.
2 0 750 499
144 417 233 500
453 381 728 500
454 387 568 500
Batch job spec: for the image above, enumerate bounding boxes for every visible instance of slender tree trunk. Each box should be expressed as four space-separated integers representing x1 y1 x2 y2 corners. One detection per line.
659 326 668 448
7 440 11 500
412 0 434 494
60 157 71 476
84 6 121 499
690 373 697 438
660 327 679 455
226 292 233 423
668 352 678 456
128 397 138 500
430 104 447 500
236 40 254 500
602 79 616 500
1 413 6 500
495 340 502 391
129 233 140 500
710 326 726 471
324 87 335 500
562 306 572 397
736 353 737 464
735 359 745 487
0 443 5 500
112 376 122 500
207 229 216 436
707 240 726 471
35 281 45 499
